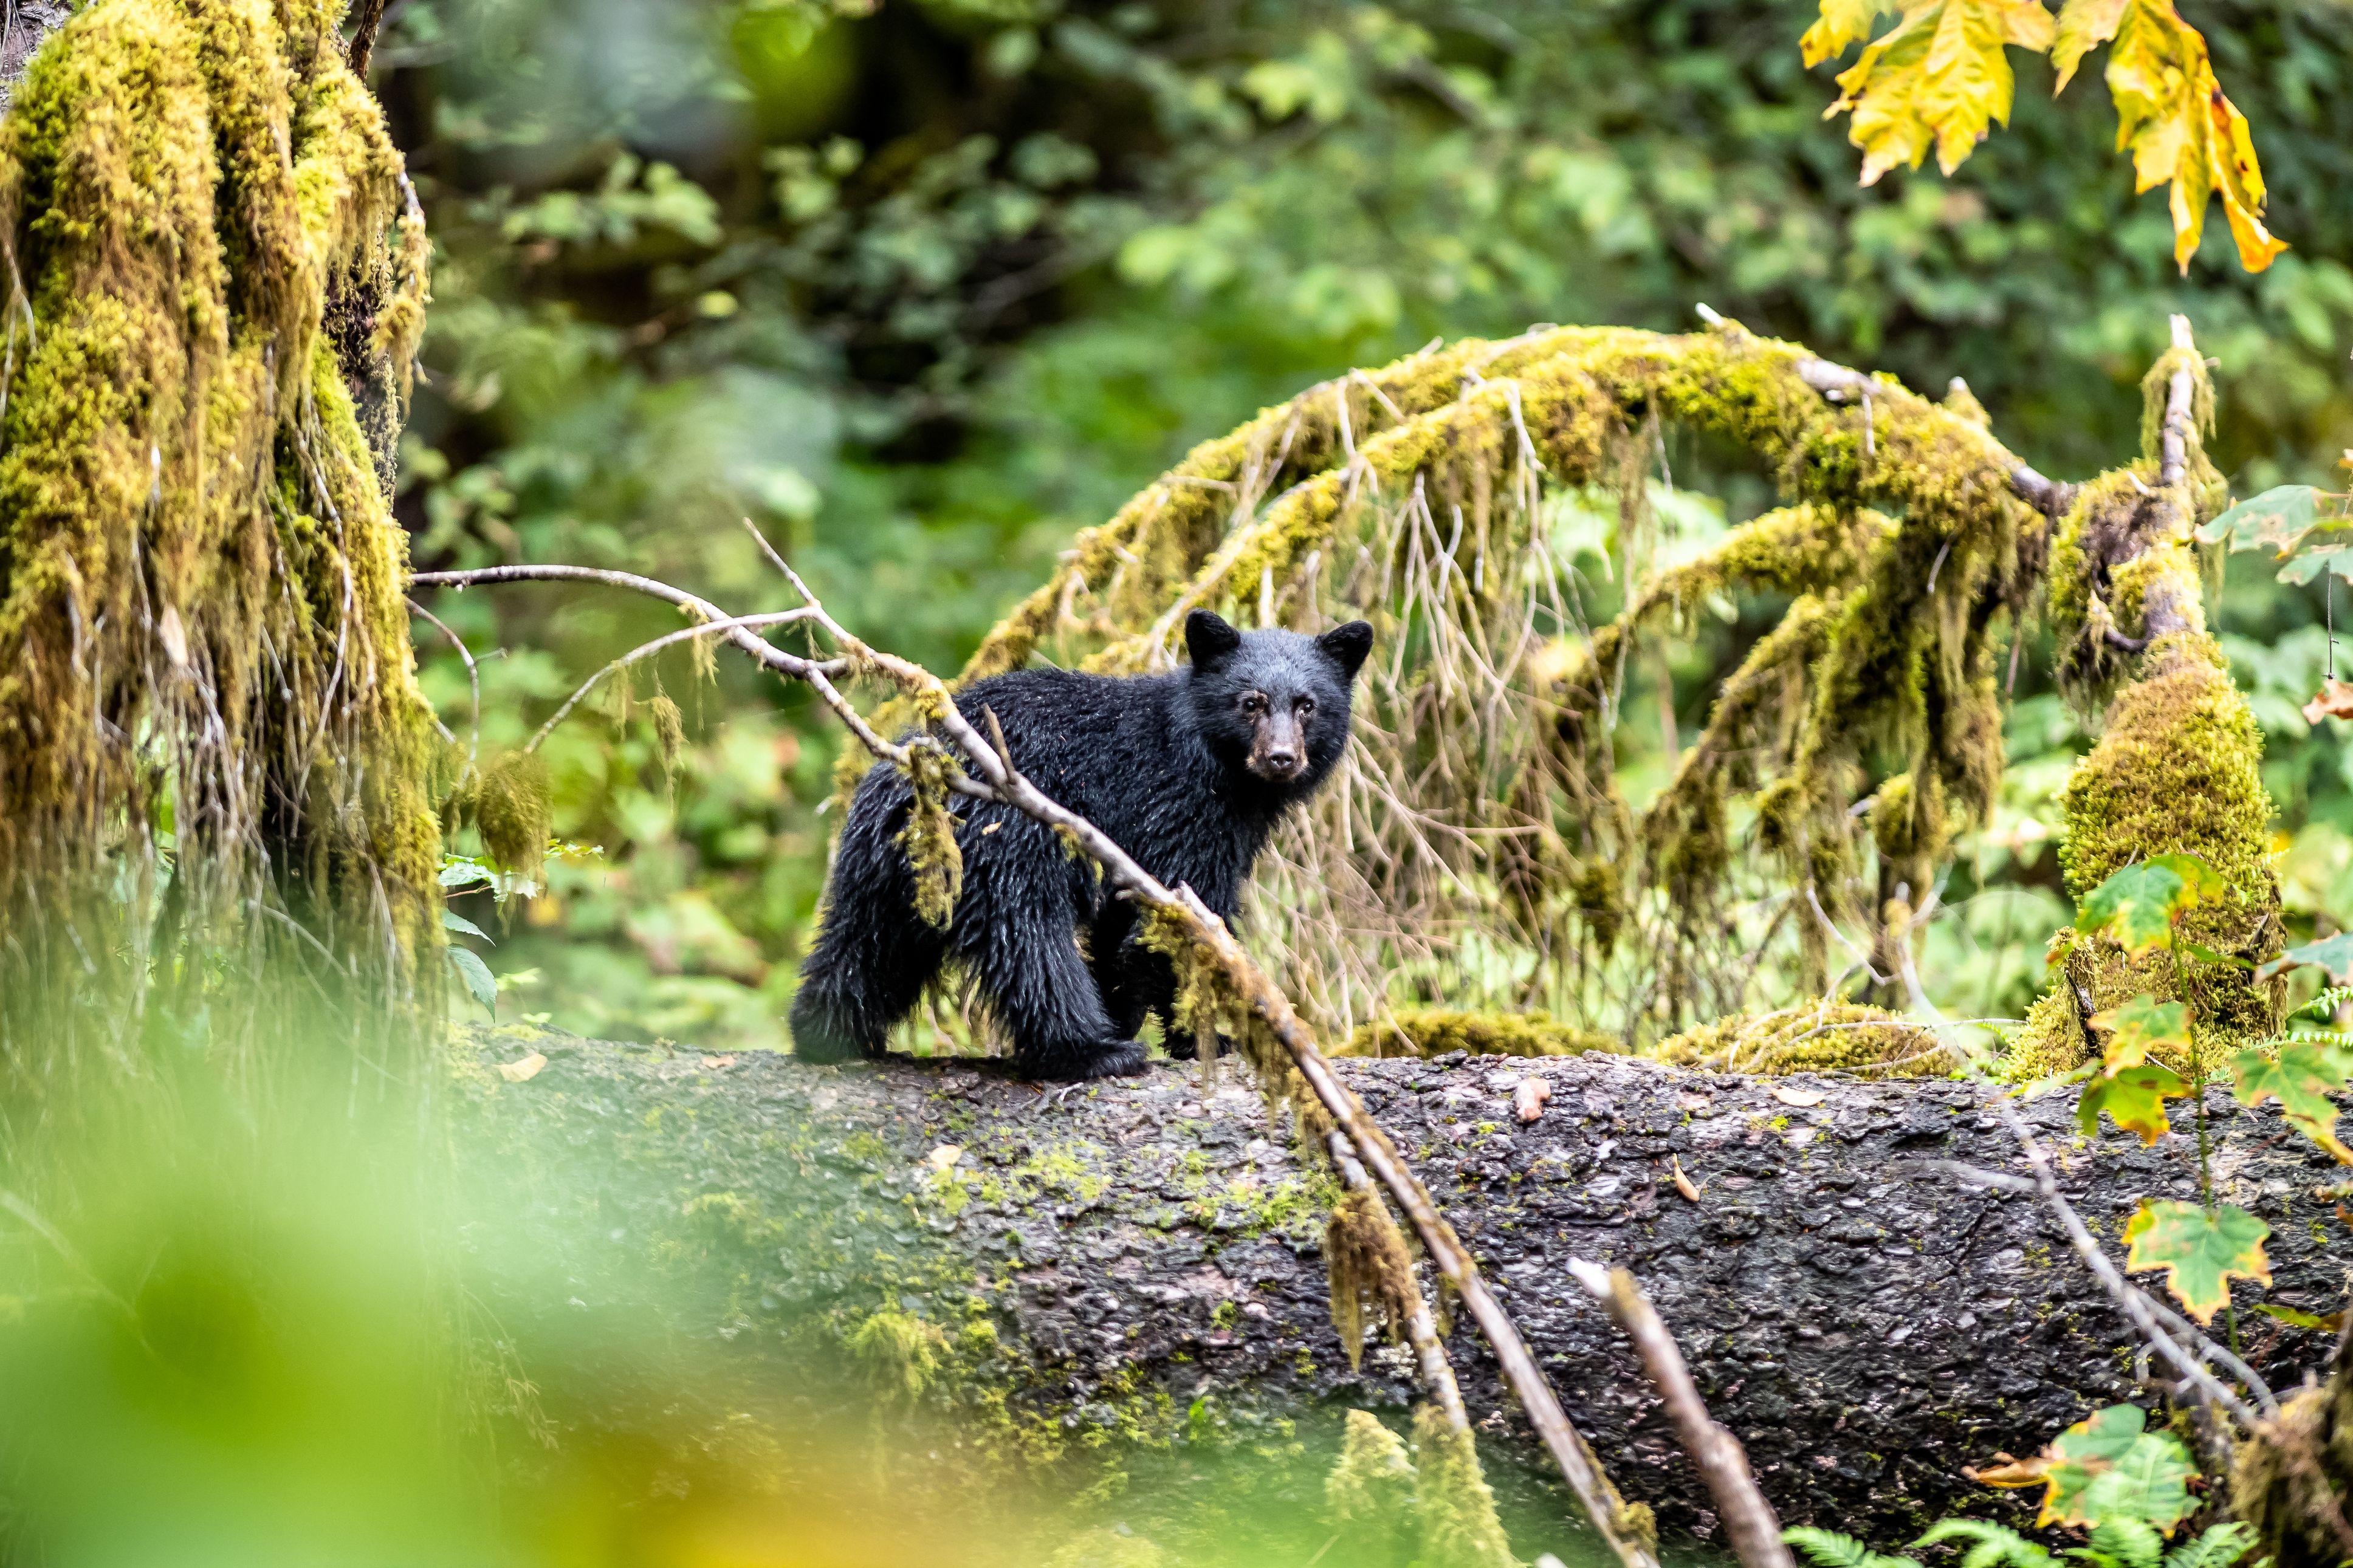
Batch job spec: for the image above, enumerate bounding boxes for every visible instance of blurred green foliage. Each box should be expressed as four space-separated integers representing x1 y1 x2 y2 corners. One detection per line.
384 0 2353 1048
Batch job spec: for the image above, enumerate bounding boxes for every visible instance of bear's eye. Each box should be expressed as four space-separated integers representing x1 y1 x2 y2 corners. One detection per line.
1238 692 1266 714
1295 696 1315 717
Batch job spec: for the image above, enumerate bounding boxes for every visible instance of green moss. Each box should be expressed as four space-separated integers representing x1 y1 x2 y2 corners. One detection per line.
1325 1409 1416 1553
0 0 439 1055
1409 1405 1520 1568
1337 1008 1618 1060
848 1308 947 1402
1998 639 2283 1078
1657 1004 1954 1077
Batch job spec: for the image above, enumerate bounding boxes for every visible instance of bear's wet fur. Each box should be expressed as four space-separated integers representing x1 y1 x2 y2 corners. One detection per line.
791 611 1372 1080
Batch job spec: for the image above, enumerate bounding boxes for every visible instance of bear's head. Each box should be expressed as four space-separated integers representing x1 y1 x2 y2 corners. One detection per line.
1183 609 1372 792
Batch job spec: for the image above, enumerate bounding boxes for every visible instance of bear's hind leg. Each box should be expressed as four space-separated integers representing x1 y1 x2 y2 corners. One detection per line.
964 898 1147 1081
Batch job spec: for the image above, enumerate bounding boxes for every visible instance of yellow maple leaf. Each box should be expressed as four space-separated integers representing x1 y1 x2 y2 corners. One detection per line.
1802 0 1897 67
2103 0 2288 272
1829 0 2056 182
2050 0 2126 91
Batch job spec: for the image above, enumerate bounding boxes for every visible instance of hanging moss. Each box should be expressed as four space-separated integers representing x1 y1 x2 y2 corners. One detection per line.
847 1307 947 1403
470 750 552 884
1338 1008 1618 1060
1323 1185 1420 1371
0 0 438 1063
1655 1004 1954 1077
896 742 966 931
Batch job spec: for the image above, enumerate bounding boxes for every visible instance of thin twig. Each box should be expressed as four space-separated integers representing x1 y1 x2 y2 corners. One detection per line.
523 611 817 754
406 597 480 774
1569 1261 1793 1568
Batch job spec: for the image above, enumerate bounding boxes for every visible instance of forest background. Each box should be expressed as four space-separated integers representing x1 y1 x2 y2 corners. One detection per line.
387 0 2353 1049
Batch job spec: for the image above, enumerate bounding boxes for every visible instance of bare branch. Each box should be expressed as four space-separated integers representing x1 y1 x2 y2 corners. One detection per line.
524 611 821 754
347 0 389 77
1569 1262 1793 1568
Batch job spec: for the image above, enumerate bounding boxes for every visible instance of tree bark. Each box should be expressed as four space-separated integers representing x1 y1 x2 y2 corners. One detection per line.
450 1032 2349 1546
0 1 71 114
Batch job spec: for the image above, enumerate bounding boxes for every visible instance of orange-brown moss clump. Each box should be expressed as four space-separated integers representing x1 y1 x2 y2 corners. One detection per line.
0 0 438 1055
1655 1004 1954 1077
1338 1008 1620 1060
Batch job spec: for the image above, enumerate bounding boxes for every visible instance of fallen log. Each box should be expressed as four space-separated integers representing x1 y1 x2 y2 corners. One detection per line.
450 1029 2349 1549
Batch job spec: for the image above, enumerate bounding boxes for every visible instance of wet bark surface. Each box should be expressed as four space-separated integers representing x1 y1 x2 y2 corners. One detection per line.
451 1030 2349 1545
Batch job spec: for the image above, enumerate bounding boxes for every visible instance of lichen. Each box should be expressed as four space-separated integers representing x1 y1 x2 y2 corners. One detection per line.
1337 1008 1619 1060
0 0 439 1057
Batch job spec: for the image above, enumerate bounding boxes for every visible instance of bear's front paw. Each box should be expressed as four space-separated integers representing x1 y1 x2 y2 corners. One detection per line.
1079 1040 1152 1079
1159 1032 1235 1063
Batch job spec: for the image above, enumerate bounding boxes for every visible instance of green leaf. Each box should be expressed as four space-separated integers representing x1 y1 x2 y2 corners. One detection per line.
2232 1039 2353 1163
2086 994 2188 1073
2277 546 2353 588
2144 854 2227 903
2078 1061 2187 1144
2077 857 2216 953
2037 1404 2198 1532
2258 930 2353 984
2194 484 2326 557
2123 1200 2273 1326
2248 1302 2342 1333
442 909 493 942
446 945 498 1015
2180 942 2250 971
438 857 494 891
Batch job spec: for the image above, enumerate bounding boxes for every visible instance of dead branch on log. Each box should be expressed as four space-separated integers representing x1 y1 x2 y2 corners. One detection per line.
1570 1261 1793 1568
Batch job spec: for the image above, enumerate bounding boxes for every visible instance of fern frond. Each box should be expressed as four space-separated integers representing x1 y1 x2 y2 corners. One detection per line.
2080 1517 2163 1568
1915 1518 2059 1568
2161 1521 2255 1568
2295 984 2353 1021
1788 1525 1924 1568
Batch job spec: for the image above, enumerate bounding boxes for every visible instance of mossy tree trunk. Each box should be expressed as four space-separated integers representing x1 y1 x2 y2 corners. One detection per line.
451 1032 2350 1547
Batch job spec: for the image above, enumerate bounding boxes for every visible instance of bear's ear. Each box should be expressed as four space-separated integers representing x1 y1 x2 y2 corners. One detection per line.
1316 620 1373 680
1185 610 1243 668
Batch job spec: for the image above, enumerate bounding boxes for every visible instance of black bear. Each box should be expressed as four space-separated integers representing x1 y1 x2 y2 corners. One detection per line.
791 610 1373 1080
